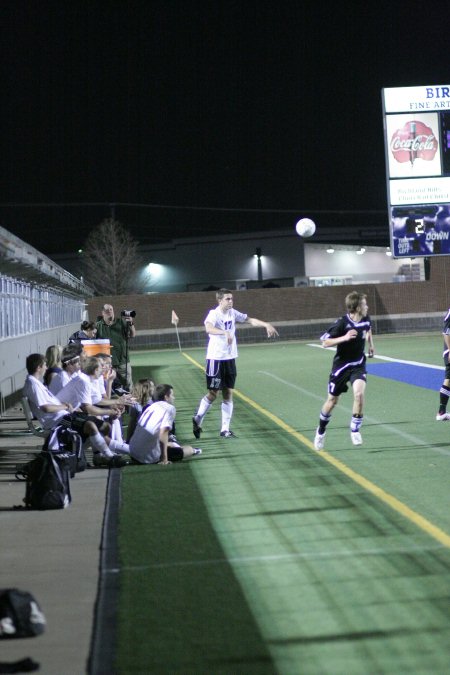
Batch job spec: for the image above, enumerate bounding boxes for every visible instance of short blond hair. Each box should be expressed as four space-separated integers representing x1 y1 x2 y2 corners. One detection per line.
83 356 101 375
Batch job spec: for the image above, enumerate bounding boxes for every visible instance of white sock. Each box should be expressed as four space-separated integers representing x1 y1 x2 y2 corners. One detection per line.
110 418 124 441
350 415 363 432
221 400 233 432
90 432 114 458
109 440 130 455
196 396 212 423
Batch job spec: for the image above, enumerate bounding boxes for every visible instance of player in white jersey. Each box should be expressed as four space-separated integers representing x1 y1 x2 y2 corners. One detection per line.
129 384 201 464
192 289 278 438
84 355 134 441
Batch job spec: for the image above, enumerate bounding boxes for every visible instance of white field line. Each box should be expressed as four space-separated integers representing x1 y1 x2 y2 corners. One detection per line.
306 343 445 370
111 542 445 573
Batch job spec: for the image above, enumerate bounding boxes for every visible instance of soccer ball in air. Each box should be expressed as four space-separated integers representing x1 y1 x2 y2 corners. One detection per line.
295 218 316 238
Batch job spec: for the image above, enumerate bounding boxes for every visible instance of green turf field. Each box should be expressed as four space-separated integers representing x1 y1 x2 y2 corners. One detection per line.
117 335 450 674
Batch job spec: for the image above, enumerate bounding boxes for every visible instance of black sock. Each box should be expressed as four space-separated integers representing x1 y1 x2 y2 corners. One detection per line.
439 384 450 412
318 412 331 434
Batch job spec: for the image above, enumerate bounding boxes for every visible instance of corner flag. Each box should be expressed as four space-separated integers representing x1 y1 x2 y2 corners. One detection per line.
171 310 181 351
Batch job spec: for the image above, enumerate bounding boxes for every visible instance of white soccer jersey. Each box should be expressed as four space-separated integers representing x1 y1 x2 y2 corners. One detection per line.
23 375 67 429
129 400 176 464
99 376 107 397
48 369 73 395
57 372 92 409
89 376 104 404
204 307 248 360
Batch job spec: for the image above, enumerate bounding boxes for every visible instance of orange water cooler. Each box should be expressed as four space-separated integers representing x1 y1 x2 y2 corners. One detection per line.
80 339 112 357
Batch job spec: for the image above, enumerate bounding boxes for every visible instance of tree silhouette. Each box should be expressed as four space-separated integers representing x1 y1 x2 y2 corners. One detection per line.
82 218 146 295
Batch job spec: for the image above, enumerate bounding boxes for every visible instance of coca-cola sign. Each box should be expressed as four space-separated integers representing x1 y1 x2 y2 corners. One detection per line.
390 120 438 164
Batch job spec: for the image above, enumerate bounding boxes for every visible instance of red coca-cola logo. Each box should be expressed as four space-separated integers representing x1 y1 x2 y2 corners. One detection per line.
390 120 438 164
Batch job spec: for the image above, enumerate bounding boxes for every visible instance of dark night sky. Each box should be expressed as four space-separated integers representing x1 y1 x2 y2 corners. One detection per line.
2 1 450 255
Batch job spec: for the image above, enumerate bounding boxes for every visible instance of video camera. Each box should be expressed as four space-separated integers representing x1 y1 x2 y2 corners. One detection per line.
121 310 136 318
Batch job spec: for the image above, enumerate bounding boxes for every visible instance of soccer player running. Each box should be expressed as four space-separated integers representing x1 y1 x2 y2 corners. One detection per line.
314 291 374 450
192 289 278 438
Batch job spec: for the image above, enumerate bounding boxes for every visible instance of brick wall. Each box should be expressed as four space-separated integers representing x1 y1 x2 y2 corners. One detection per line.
87 274 448 332
429 254 450 286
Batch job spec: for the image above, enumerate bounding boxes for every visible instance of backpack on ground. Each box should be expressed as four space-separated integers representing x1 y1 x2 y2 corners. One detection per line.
15 451 71 510
43 424 87 476
0 589 46 639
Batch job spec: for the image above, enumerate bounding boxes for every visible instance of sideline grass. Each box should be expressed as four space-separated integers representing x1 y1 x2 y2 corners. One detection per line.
117 464 275 674
116 339 450 673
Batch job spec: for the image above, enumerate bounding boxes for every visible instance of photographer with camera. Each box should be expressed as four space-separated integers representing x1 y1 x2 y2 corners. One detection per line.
95 304 136 390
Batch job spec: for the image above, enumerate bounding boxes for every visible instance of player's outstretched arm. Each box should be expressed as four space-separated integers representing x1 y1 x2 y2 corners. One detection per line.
247 317 279 338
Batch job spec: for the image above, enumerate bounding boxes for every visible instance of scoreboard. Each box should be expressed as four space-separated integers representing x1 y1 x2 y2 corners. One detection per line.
382 85 450 258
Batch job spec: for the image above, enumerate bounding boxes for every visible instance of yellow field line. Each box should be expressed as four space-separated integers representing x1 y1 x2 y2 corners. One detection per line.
182 351 450 549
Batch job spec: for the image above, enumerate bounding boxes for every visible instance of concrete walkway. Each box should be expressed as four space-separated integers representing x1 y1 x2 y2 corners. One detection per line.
0 404 108 675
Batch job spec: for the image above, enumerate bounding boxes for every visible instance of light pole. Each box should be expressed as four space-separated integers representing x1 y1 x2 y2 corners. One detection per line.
255 247 263 282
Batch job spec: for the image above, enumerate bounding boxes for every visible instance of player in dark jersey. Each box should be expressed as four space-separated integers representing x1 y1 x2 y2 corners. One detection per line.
436 307 450 421
314 291 374 450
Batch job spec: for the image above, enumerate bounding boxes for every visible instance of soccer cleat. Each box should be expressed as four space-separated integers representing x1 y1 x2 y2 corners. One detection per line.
110 455 130 467
93 453 110 468
93 453 129 468
101 447 116 459
193 448 202 455
220 430 236 438
436 412 450 421
350 431 362 446
314 429 326 450
192 416 202 439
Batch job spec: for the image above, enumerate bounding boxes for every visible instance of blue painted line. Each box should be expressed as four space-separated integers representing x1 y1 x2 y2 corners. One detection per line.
367 362 442 391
